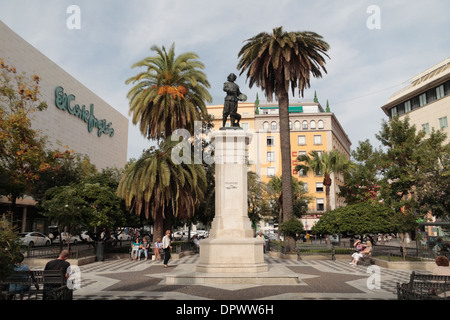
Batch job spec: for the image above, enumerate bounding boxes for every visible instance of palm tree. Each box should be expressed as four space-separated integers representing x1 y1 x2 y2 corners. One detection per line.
117 139 207 240
295 150 352 212
237 27 330 251
125 43 212 140
267 176 311 240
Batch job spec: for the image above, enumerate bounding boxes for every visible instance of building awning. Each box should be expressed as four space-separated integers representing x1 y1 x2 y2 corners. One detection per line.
259 106 304 113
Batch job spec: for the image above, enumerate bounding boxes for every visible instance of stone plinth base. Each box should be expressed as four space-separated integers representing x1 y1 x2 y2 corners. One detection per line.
165 263 300 285
196 238 268 273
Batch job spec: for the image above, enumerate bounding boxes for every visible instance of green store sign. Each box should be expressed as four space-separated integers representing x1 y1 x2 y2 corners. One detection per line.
54 86 114 137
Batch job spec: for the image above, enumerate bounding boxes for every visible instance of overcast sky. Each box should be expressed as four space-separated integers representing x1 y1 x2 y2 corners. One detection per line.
1 0 449 161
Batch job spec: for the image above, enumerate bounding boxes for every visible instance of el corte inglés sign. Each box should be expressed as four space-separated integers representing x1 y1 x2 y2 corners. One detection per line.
54 86 114 137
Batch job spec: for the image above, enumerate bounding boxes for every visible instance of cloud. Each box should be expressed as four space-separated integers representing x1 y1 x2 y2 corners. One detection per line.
1 0 449 161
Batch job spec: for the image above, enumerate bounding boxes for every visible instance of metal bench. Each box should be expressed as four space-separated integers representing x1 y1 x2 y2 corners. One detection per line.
0 270 71 300
397 271 450 300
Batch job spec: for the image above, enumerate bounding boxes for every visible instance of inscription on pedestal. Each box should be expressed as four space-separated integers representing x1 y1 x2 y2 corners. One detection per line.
225 181 238 189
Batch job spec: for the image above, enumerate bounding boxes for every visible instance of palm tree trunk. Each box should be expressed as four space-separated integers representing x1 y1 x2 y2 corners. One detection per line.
278 89 296 252
153 212 164 241
324 174 332 212
325 185 331 212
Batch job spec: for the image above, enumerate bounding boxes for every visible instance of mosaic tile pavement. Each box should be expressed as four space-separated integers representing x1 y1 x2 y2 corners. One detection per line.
68 254 421 300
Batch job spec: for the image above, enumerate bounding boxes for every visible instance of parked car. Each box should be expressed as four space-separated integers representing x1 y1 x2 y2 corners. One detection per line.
19 232 51 247
80 231 93 243
196 230 209 239
173 231 184 241
53 232 82 244
266 233 278 241
112 231 131 241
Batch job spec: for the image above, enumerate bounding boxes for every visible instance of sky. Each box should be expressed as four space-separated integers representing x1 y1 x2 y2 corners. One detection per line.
1 0 449 161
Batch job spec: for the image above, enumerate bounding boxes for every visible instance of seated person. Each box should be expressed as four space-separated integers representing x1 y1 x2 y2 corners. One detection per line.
154 238 162 260
192 235 200 252
8 253 30 300
138 237 150 261
350 241 372 266
131 237 141 261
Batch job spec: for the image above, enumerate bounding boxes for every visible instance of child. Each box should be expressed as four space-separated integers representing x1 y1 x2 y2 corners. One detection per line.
154 238 162 260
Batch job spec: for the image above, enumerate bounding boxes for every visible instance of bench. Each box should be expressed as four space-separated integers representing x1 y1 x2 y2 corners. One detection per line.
297 244 335 261
397 271 450 300
356 252 374 266
0 270 71 300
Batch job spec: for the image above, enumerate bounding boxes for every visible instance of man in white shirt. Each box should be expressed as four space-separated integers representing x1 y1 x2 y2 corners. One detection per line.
162 230 172 267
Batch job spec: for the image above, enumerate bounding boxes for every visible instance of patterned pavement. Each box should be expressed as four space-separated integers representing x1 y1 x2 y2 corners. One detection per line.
69 254 421 301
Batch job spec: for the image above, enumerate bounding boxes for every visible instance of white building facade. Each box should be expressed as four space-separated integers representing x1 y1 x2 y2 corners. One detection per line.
0 21 128 170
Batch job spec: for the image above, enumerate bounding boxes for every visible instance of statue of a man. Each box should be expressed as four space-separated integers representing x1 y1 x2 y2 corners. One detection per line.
222 73 245 128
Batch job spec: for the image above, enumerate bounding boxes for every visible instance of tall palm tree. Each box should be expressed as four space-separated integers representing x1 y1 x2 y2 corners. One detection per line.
117 139 207 239
237 27 330 250
295 150 353 212
125 43 212 140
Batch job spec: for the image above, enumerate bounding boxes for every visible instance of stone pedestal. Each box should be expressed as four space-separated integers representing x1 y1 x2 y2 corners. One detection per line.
196 130 268 273
164 130 299 285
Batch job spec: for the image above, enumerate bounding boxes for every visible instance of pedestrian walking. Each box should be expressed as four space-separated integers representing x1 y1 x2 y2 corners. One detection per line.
162 230 172 267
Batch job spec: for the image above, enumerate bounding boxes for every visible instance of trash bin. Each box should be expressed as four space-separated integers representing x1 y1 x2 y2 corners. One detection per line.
96 241 105 261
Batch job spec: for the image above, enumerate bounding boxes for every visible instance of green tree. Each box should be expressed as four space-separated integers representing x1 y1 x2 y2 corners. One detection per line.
312 201 396 236
296 149 353 212
247 171 269 235
414 133 449 219
375 116 448 255
0 213 23 282
39 169 128 249
39 184 90 250
30 149 96 202
238 27 330 251
117 140 207 240
267 176 310 240
338 140 381 205
125 43 212 140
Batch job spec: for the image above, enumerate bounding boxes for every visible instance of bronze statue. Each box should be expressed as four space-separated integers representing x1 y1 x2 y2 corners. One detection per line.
222 73 246 128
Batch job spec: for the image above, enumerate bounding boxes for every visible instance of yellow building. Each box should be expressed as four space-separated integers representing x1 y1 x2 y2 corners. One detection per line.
206 98 352 230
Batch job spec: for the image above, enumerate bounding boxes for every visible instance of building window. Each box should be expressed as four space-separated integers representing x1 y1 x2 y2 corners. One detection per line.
267 151 275 162
316 198 325 211
419 93 427 107
422 123 430 134
267 167 275 177
297 135 306 145
404 100 411 113
390 107 397 118
411 97 420 111
263 121 269 131
271 121 277 130
297 168 307 177
310 120 316 129
294 121 300 130
315 182 324 192
267 136 274 146
289 121 292 130
313 135 322 145
302 182 308 192
241 122 249 131
302 120 308 130
436 85 445 100
439 116 448 129
318 120 324 129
